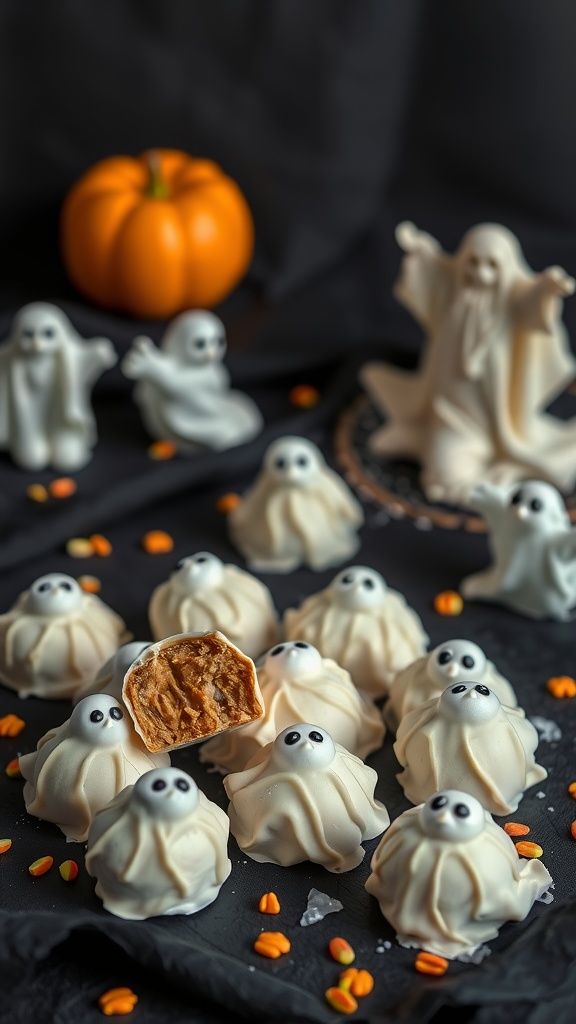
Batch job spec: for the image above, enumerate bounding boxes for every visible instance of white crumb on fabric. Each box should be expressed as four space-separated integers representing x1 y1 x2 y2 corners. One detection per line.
300 888 344 926
529 716 561 742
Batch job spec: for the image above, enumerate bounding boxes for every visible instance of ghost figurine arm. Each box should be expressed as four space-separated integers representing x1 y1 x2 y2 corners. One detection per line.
547 526 576 566
122 337 178 393
81 336 118 384
512 266 575 335
393 221 452 332
467 481 508 529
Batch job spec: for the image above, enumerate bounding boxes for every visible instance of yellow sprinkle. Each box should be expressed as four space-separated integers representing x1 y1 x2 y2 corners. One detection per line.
26 484 49 503
66 537 94 558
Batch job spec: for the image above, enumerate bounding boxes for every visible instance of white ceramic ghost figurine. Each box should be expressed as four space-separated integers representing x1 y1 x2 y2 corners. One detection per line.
148 552 280 658
225 724 389 872
122 310 263 451
85 767 231 920
199 641 384 773
73 641 152 705
365 790 552 958
461 480 576 620
360 223 576 505
228 436 364 573
394 682 546 815
19 694 170 842
384 638 518 731
284 566 428 698
0 302 117 471
0 573 128 700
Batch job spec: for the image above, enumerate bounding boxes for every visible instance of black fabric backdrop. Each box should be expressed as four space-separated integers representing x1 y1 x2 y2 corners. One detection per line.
1 3 576 1022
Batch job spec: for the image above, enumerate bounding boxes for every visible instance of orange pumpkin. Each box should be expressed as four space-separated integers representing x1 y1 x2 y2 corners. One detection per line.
60 149 254 319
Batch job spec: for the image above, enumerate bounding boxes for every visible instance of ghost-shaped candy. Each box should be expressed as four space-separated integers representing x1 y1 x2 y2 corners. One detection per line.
19 694 170 841
284 566 429 698
199 641 384 773
73 641 152 705
0 573 128 700
228 436 364 573
365 790 552 958
148 552 279 658
0 302 117 471
384 638 518 731
394 682 546 814
225 724 389 872
461 480 576 620
122 310 263 451
85 767 231 919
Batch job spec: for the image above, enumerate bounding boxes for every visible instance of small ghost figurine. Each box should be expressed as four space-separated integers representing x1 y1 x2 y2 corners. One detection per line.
360 223 576 505
384 638 518 731
148 552 280 658
86 767 231 919
0 302 117 471
394 682 546 815
200 641 385 773
461 480 576 620
73 641 152 705
228 436 364 573
0 573 128 700
284 566 429 698
225 724 390 872
365 790 553 958
19 694 170 842
122 310 263 451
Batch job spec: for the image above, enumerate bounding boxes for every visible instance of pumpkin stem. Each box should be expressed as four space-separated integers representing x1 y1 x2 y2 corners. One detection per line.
145 151 171 199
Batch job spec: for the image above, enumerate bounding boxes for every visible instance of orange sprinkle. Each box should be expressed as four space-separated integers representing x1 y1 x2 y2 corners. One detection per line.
148 440 177 461
0 714 25 738
516 841 543 859
142 530 174 554
59 859 79 882
325 987 358 1014
49 477 77 499
289 384 321 409
568 781 576 799
98 988 138 1016
66 537 94 558
546 675 576 698
90 534 113 557
78 575 102 594
328 937 356 966
339 968 374 998
570 822 576 841
216 492 241 514
5 758 21 778
415 951 449 976
0 840 12 855
258 891 281 914
253 931 291 959
433 590 463 616
29 856 53 877
26 483 49 503
503 822 530 837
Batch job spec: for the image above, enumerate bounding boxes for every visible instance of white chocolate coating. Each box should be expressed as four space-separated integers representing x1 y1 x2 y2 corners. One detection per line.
200 641 384 773
122 310 262 451
225 724 389 872
228 437 364 573
0 573 128 699
0 302 117 471
385 638 518 731
360 223 576 505
461 481 576 620
284 566 428 697
394 683 546 814
20 694 169 841
73 641 152 705
86 767 231 919
148 552 280 658
365 790 552 957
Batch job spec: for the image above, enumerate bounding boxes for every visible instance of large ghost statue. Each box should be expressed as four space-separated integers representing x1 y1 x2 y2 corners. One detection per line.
0 302 117 471
361 223 576 505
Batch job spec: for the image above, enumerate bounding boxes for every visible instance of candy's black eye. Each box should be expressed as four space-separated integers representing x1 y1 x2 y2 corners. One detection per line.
22 327 34 338
60 582 73 591
295 642 308 649
296 455 308 467
438 650 452 665
530 498 543 512
194 338 206 349
38 582 51 593
341 574 354 584
42 326 55 338
109 707 123 721
431 795 448 810
284 731 300 746
455 803 470 818
475 684 490 696
462 655 475 669
309 731 323 743
451 684 467 694
275 457 286 470
176 778 190 792
90 710 104 723
510 489 522 505
152 779 167 791
363 578 375 589
195 555 207 563
270 645 284 657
